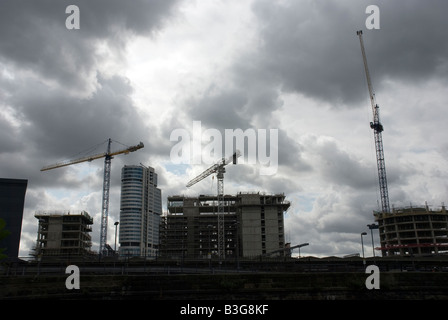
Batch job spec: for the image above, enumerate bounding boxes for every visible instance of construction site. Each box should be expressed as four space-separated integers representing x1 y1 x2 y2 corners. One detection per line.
374 204 448 256
160 193 291 259
39 138 145 257
32 210 95 258
15 31 446 264
21 31 448 262
357 30 448 258
3 30 448 302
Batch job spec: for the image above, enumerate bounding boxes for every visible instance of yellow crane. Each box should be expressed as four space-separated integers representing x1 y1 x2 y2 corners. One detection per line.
41 138 144 256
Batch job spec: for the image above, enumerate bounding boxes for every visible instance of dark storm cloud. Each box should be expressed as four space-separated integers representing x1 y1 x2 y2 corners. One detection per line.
0 113 24 154
251 0 448 107
7 74 144 154
362 7 448 107
187 86 250 130
2 0 446 257
311 136 377 190
0 0 181 187
0 73 149 193
251 0 366 106
0 0 180 93
276 129 310 173
182 0 448 145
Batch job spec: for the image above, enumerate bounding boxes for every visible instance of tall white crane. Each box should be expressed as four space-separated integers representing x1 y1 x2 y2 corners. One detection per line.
186 150 241 259
41 138 144 256
357 30 390 213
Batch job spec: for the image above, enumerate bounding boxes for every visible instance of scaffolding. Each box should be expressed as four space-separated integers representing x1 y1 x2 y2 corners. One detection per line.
33 210 95 258
374 204 448 256
160 193 290 259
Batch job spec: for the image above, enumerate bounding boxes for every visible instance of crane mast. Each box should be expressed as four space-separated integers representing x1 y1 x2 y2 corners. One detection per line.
41 139 144 255
186 150 241 259
357 30 390 213
100 139 112 257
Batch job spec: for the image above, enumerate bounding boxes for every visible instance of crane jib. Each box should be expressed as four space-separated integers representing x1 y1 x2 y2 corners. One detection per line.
185 150 241 259
40 142 144 171
357 30 390 214
40 139 144 255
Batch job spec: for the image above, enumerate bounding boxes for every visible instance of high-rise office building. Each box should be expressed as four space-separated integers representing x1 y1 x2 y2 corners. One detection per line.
119 165 162 258
0 178 27 260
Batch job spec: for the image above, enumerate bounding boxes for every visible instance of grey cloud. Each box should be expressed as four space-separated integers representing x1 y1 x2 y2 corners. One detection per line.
0 73 160 195
187 86 250 130
371 1 448 82
251 0 366 106
0 1 183 230
0 0 180 94
277 129 310 172
302 135 376 190
251 0 448 107
7 74 146 158
0 113 25 154
2 0 446 258
230 57 285 127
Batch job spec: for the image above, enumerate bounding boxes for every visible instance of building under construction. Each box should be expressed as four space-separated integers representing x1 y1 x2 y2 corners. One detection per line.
374 204 448 256
160 192 290 259
33 210 94 258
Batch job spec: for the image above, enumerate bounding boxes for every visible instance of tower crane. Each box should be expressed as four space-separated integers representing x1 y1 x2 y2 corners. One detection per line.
186 150 241 259
41 138 144 255
356 30 390 213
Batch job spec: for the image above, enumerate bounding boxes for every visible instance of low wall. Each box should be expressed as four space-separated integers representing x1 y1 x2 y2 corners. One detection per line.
2 271 448 300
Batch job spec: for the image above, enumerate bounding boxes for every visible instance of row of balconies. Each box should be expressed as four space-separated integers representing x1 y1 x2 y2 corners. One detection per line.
380 232 448 241
381 215 448 224
380 222 447 232
381 236 448 243
38 227 92 236
37 240 92 248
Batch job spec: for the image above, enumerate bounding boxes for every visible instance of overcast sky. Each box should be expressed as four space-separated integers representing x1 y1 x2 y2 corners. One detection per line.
1 0 447 258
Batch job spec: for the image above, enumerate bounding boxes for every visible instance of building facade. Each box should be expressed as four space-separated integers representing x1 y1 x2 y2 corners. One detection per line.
119 165 162 258
374 204 448 256
160 192 290 259
34 210 93 258
0 178 27 260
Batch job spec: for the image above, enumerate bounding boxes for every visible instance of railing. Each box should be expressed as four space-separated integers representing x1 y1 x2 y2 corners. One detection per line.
35 210 93 222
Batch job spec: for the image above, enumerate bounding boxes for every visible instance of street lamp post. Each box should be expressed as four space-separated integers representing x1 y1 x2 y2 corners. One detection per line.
367 223 378 259
113 221 120 273
114 221 119 253
361 232 367 265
